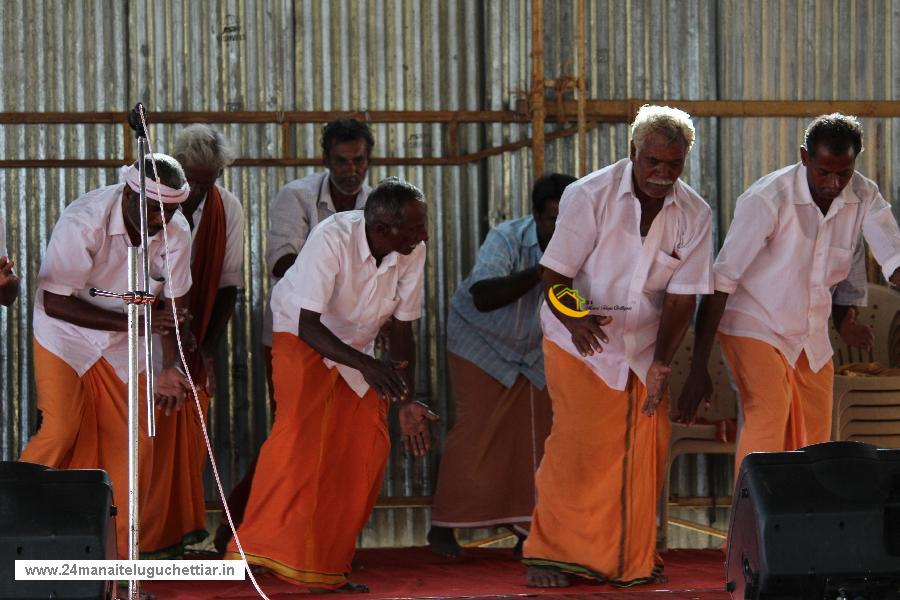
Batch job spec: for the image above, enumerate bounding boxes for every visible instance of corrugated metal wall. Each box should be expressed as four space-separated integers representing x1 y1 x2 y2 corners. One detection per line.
1 0 899 550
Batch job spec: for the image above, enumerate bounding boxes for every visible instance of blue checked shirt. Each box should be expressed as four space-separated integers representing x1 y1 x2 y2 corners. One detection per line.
447 215 546 389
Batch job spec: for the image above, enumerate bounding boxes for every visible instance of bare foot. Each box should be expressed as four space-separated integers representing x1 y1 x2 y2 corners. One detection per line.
309 581 369 593
526 566 570 588
427 526 464 558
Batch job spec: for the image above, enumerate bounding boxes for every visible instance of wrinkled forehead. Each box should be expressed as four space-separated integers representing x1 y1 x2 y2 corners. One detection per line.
636 133 688 160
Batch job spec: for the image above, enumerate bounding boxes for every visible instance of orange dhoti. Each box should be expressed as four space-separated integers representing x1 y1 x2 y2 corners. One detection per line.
718 333 833 475
140 391 210 556
225 333 390 589
431 353 551 530
522 340 671 585
20 339 153 560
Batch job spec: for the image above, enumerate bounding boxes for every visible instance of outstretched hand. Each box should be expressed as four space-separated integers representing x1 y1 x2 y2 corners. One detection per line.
838 307 874 353
674 368 712 424
398 401 440 457
641 360 671 416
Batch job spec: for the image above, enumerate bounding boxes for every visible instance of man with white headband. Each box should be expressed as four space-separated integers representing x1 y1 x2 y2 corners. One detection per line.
19 153 193 560
523 105 712 587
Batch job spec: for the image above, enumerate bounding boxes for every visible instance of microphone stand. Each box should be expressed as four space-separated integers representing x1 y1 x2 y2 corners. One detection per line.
90 102 157 600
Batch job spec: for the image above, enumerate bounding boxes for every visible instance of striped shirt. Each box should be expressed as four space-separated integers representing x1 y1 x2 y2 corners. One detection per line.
447 215 546 389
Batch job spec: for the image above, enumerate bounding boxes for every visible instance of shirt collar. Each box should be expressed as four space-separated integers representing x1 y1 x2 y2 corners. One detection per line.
354 215 399 269
617 160 680 209
319 172 369 211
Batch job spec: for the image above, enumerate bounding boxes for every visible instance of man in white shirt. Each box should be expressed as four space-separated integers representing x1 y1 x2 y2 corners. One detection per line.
142 125 244 557
677 113 900 476
0 214 18 306
19 154 193 559
523 105 713 587
215 118 375 553
226 177 437 592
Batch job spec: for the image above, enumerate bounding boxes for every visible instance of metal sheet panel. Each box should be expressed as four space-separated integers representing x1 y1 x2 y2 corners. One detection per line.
3 0 900 551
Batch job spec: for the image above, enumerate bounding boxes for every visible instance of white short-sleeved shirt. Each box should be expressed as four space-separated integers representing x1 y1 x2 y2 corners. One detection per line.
33 184 193 382
262 171 370 346
265 171 370 276
540 158 714 390
715 163 900 372
188 185 244 288
271 210 426 396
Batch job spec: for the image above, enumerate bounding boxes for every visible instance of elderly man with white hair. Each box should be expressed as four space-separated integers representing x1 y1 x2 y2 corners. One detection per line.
522 105 713 587
20 154 193 560
141 125 244 557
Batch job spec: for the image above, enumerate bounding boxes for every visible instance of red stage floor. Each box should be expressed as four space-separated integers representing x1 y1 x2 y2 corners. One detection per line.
144 547 729 599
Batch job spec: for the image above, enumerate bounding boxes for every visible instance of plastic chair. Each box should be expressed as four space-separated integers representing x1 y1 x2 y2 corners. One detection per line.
829 283 900 367
829 284 900 448
660 329 737 550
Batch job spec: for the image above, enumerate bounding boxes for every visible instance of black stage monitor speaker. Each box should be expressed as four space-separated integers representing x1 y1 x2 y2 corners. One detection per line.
726 441 900 600
0 461 116 600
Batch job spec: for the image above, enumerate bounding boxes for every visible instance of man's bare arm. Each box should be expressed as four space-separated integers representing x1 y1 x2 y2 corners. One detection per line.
201 286 238 355
469 265 543 312
272 253 298 278
674 290 729 423
643 293 695 416
297 308 407 402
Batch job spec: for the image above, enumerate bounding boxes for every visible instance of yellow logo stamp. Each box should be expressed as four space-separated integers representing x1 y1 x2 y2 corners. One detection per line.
547 284 591 318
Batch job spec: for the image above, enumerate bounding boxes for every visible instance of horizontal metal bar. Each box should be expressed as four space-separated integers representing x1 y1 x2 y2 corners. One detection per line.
0 110 526 125
668 517 728 539
523 99 900 120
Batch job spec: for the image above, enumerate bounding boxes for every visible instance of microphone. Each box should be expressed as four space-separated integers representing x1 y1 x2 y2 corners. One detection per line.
127 103 148 139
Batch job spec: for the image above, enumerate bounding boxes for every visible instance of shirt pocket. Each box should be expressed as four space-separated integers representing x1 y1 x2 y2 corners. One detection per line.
644 250 682 293
825 246 853 288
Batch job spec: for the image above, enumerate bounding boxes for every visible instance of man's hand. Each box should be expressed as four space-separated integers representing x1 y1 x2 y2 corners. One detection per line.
838 307 874 352
0 256 19 307
359 357 408 403
563 314 612 357
398 401 440 457
150 303 198 352
641 360 672 416
155 366 191 416
674 367 713 424
0 256 18 288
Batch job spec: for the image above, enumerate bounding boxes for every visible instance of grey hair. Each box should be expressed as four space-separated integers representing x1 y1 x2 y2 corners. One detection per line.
364 176 424 226
630 104 695 152
172 124 237 172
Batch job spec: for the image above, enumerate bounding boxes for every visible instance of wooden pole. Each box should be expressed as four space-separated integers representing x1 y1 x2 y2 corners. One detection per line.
531 0 546 178
576 0 587 177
